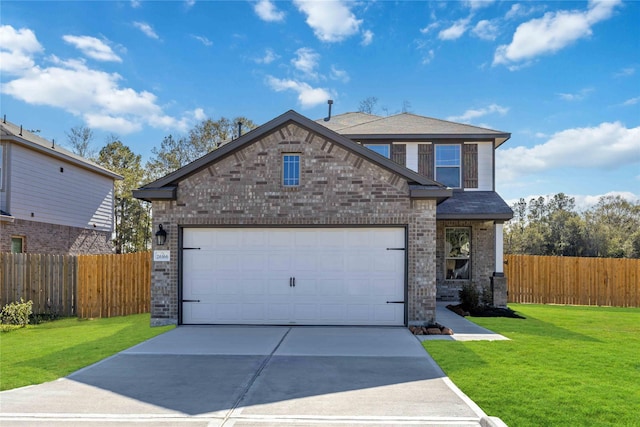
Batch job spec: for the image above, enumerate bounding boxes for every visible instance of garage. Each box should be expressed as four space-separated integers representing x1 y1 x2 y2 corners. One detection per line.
181 227 406 325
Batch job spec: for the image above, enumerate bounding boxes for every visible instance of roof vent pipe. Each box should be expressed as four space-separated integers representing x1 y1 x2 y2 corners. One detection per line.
52 139 55 149
323 99 333 122
3 115 6 124
237 121 242 138
19 125 23 136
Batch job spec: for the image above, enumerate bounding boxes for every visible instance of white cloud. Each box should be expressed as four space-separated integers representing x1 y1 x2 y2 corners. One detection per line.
505 3 545 20
131 0 141 8
447 104 509 122
361 29 374 46
622 97 640 106
293 0 362 42
185 0 195 8
330 65 349 83
422 49 435 65
63 35 122 62
265 76 330 108
614 67 635 78
472 19 499 41
1 27 199 135
494 0 621 68
254 48 278 64
438 17 471 40
133 21 159 39
420 22 439 34
192 108 206 121
191 35 212 46
557 87 594 101
254 0 285 22
464 0 495 10
0 25 43 75
292 47 320 79
497 122 640 181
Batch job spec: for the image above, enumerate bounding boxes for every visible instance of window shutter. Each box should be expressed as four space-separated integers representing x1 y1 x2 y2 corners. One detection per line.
463 144 478 188
391 144 406 166
418 144 433 179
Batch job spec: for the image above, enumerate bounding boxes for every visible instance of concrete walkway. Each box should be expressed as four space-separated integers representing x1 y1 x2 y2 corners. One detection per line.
0 325 506 426
419 302 510 342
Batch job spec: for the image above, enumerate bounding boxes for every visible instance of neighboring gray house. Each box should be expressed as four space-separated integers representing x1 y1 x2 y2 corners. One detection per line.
0 118 122 254
134 110 512 327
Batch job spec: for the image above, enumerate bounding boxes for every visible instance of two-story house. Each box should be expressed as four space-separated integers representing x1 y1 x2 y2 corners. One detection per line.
134 109 512 327
1 118 122 254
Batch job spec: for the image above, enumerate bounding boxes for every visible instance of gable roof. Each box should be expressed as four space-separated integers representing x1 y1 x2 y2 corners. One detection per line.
317 112 511 147
1 119 123 180
134 110 451 202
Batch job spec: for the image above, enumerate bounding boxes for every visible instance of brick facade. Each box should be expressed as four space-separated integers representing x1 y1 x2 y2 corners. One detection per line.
150 122 438 326
435 219 496 302
0 218 113 254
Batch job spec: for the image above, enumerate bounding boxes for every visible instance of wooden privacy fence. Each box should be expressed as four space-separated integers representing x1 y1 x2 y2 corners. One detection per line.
505 254 640 307
77 252 151 318
0 253 77 316
0 252 151 318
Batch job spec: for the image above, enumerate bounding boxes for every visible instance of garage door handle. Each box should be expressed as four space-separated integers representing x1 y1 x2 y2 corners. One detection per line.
182 299 201 303
289 277 293 287
386 248 405 251
386 300 405 304
293 277 296 287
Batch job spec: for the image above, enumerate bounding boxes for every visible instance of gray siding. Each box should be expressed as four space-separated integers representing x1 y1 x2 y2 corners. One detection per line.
8 144 114 232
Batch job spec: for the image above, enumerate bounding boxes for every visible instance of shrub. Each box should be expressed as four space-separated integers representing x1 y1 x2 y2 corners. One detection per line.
1 298 33 327
459 284 480 311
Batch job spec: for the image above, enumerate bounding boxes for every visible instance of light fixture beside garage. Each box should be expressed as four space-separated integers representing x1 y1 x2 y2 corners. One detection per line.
155 224 167 246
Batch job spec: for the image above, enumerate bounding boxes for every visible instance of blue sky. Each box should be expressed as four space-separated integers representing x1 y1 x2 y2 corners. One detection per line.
1 0 638 208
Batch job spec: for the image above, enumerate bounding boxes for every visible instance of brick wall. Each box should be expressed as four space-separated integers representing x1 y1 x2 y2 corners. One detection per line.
435 219 496 301
150 122 438 326
0 218 113 254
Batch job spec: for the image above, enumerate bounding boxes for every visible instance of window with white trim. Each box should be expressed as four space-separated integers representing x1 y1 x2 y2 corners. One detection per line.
445 227 470 280
364 144 390 158
283 154 300 186
435 144 461 188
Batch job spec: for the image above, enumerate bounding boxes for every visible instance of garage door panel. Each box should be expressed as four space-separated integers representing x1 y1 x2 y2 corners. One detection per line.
182 227 405 325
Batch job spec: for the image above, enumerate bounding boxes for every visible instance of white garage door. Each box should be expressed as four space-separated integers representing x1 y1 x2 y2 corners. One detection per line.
182 227 405 325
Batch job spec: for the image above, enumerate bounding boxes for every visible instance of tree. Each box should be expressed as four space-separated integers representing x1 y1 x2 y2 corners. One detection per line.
358 97 378 114
96 138 150 253
65 125 95 159
145 116 257 181
504 193 640 258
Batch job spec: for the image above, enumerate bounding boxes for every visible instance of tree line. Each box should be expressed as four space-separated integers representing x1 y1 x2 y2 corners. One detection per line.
66 117 256 253
505 193 640 258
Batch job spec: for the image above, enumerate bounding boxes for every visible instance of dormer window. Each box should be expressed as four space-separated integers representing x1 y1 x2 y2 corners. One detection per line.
364 144 390 158
435 145 461 188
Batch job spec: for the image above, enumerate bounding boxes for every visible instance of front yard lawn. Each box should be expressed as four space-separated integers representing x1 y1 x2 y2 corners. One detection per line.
0 314 173 391
423 304 640 427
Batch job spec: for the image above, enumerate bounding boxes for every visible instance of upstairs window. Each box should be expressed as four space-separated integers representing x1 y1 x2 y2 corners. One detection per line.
435 145 461 188
364 144 390 158
283 154 300 186
445 228 470 280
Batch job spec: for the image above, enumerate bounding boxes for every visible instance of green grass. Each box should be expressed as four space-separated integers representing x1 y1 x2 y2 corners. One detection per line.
0 314 173 391
423 304 640 427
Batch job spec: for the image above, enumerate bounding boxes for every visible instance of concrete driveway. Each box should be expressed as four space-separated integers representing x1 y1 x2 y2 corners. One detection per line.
0 326 499 426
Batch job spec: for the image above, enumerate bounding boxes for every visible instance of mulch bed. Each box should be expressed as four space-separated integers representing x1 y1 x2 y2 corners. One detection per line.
447 304 525 319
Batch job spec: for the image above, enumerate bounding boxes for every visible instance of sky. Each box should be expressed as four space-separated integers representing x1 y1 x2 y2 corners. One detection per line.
1 0 639 210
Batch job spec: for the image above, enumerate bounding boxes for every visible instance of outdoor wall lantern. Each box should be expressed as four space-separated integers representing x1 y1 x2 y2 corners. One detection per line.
155 224 167 246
